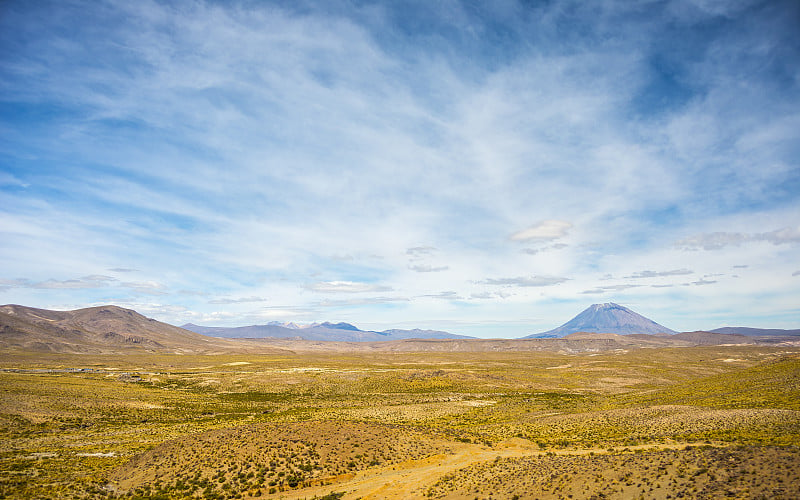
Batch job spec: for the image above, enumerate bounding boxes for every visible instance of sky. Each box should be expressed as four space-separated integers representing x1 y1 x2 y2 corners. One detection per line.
1 0 799 338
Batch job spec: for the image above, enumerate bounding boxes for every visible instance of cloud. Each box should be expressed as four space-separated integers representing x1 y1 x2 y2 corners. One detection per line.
0 172 29 188
732 265 748 269
470 291 512 299
598 284 643 291
32 279 97 289
120 281 168 295
624 269 693 279
675 232 750 250
793 271 800 277
18 276 119 289
406 246 437 258
510 220 572 242
676 227 800 250
689 279 717 286
0 278 29 288
760 227 800 245
306 281 392 293
409 264 449 273
522 243 568 255
0 275 171 296
208 296 267 305
480 276 569 287
580 284 643 294
418 291 462 300
316 296 409 307
81 274 118 282
1 1 798 336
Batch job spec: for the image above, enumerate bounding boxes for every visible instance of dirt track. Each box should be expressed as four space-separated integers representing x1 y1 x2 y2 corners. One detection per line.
275 439 715 500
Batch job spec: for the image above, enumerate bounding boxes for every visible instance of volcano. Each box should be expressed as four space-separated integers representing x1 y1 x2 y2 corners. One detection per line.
523 303 676 338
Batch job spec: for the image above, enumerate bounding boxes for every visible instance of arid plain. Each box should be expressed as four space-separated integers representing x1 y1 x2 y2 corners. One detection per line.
1 306 799 499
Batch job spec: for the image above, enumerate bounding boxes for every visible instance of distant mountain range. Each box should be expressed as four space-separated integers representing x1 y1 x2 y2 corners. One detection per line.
2 303 798 354
524 303 676 338
0 304 286 354
181 321 473 342
708 327 800 337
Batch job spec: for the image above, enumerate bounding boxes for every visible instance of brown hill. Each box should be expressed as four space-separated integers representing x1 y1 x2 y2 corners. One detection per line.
672 331 756 345
0 304 288 354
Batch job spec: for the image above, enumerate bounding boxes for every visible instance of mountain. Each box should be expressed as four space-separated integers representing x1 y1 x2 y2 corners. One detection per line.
181 323 389 342
266 321 301 329
0 305 286 354
709 327 800 337
523 303 676 338
378 329 473 340
180 322 472 342
317 322 360 331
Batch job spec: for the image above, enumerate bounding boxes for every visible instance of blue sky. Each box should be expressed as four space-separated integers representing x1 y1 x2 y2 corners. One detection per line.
1 0 798 337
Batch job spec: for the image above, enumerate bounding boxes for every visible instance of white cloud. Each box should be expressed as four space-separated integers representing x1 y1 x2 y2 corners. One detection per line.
32 279 97 289
510 220 572 242
676 227 800 250
522 243 568 255
306 281 392 293
14 276 119 290
418 291 462 300
624 269 693 279
316 296 409 307
675 232 750 251
409 264 449 273
120 281 168 295
1 1 798 336
469 291 512 300
580 284 643 294
406 246 437 258
208 296 267 305
481 276 569 287
688 279 717 286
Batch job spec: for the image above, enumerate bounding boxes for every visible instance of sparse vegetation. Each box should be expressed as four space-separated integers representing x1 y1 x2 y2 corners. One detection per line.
0 347 798 498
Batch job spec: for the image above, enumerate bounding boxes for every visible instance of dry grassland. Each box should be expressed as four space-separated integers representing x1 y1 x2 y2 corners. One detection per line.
0 346 798 499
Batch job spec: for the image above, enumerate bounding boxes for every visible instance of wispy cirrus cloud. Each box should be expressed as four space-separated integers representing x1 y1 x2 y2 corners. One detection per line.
1 0 798 334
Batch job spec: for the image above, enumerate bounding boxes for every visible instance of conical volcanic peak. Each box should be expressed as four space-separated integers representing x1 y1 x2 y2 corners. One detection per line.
524 302 676 338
